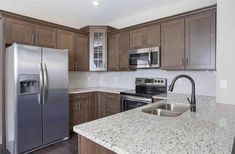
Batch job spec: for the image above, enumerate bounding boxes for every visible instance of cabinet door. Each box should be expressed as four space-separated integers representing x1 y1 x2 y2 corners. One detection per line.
69 100 79 128
105 93 120 116
108 34 119 71
69 93 89 126
118 32 130 71
130 28 144 49
185 11 216 70
89 28 107 71
57 30 75 71
161 18 185 70
97 92 106 119
6 18 34 45
75 33 89 71
87 92 97 122
34 24 57 48
78 99 88 124
144 24 160 47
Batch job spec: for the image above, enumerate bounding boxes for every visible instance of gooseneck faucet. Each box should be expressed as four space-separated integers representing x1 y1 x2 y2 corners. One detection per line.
168 74 196 112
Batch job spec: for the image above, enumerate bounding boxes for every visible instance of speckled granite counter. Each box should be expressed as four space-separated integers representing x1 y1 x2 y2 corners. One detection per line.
69 87 130 94
74 93 235 154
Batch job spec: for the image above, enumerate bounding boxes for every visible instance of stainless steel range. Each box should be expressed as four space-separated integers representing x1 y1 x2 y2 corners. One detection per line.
120 78 167 111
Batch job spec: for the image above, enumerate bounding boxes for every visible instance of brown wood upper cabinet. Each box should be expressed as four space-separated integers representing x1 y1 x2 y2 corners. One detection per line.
161 10 216 70
118 31 130 71
130 24 160 49
34 24 57 48
6 18 57 48
6 18 34 45
108 32 130 71
185 11 216 70
74 33 89 71
161 18 185 70
108 34 119 71
57 30 75 71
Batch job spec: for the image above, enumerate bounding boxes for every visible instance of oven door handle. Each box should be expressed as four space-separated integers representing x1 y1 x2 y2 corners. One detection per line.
148 52 151 66
121 95 152 103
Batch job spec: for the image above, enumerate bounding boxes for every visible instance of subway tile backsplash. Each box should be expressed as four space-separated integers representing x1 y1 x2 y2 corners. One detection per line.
69 70 216 96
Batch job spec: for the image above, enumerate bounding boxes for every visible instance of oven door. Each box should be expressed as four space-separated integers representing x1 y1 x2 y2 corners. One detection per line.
121 95 152 111
129 51 151 69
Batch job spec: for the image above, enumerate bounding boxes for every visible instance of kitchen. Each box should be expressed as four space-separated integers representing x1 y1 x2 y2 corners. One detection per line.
0 0 235 154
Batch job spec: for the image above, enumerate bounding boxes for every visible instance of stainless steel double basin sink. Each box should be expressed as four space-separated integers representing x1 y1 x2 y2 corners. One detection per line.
142 103 190 117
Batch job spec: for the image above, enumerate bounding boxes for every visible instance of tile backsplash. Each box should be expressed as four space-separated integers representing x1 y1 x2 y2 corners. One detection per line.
69 70 216 96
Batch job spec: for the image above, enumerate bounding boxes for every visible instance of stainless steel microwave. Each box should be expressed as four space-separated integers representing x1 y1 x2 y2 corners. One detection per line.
129 47 160 69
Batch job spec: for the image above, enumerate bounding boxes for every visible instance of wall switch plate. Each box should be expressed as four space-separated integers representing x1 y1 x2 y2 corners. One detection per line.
220 80 227 89
87 76 90 82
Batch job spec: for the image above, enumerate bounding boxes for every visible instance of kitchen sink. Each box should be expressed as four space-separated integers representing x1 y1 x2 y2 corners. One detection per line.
142 103 190 117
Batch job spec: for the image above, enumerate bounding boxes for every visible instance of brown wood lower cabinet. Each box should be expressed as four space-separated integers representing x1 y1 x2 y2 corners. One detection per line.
97 92 120 118
79 135 116 154
69 92 97 129
69 92 120 129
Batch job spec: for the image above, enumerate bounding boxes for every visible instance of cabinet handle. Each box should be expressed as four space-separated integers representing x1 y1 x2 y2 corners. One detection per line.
75 61 78 69
37 35 39 44
78 102 81 110
75 103 78 111
34 35 38 44
32 35 35 43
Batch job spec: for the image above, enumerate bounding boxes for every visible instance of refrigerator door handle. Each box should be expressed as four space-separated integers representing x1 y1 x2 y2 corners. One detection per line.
43 63 49 104
38 63 44 105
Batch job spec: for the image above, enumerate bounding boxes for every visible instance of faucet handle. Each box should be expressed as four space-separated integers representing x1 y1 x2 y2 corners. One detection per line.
187 97 191 104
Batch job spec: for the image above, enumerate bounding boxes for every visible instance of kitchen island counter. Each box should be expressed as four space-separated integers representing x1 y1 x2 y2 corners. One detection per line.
74 93 235 154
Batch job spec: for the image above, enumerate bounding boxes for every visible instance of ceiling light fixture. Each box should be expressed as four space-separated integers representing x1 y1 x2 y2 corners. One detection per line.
92 1 100 6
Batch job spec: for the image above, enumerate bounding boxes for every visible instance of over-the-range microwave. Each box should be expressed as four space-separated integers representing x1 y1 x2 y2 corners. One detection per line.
129 47 160 69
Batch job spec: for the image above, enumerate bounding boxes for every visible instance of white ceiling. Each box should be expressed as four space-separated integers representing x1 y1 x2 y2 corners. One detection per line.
0 0 216 29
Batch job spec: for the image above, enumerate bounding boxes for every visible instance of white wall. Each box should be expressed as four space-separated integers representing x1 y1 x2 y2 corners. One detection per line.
216 0 235 104
70 70 216 97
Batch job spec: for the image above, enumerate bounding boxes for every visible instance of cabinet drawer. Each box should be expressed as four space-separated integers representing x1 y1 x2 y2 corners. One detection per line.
69 93 89 101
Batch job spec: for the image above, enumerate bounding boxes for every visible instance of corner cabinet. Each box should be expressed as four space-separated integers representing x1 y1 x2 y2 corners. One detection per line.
89 27 107 71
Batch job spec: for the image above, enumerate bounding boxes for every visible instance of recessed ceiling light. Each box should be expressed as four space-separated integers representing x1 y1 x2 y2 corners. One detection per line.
92 1 100 6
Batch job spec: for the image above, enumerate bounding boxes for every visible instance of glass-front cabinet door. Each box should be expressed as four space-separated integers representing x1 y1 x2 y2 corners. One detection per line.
89 27 107 71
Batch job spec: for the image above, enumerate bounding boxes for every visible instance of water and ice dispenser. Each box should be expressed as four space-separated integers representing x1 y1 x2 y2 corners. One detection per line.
19 74 39 94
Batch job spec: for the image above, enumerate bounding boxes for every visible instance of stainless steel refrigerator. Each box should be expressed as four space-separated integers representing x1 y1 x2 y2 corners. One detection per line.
5 43 69 154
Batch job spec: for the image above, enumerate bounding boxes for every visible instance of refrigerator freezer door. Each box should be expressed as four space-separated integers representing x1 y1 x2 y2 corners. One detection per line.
16 44 43 153
42 48 69 144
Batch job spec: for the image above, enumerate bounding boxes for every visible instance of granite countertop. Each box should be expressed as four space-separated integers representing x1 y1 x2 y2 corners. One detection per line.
73 93 235 154
69 87 130 94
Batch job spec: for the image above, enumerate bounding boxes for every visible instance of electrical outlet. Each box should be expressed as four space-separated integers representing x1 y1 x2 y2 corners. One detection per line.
220 80 227 89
